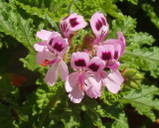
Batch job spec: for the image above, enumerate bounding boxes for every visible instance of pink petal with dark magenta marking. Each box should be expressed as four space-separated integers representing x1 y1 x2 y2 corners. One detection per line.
71 52 90 71
67 13 87 31
96 44 114 61
47 36 68 56
88 56 105 72
104 39 122 60
90 12 109 38
107 60 120 71
60 13 87 37
104 32 126 58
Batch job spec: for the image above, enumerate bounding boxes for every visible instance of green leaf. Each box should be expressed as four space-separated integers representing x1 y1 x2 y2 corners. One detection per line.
13 0 59 29
123 47 159 78
142 4 159 29
14 0 72 21
112 113 129 128
109 16 136 38
126 32 155 47
95 103 128 128
117 0 138 5
121 85 159 121
121 68 144 89
0 1 36 51
73 0 124 19
20 52 39 71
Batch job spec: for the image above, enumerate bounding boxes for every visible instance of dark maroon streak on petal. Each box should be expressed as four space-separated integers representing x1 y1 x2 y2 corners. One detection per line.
75 59 86 67
70 18 79 27
101 17 106 25
114 51 119 60
53 42 64 52
102 52 112 60
49 38 54 45
88 63 99 72
61 23 68 33
96 20 103 31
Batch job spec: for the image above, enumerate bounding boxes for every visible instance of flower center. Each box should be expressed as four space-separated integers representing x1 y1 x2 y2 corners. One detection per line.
75 59 86 67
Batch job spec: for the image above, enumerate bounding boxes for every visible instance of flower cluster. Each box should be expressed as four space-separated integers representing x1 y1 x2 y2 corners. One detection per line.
34 12 126 103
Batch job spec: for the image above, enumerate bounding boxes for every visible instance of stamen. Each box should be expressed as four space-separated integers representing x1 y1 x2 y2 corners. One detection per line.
40 59 50 66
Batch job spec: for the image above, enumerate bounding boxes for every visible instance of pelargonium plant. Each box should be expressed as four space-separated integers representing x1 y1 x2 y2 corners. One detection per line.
34 12 126 103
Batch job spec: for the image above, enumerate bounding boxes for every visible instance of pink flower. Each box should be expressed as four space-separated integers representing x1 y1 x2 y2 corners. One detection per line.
65 52 102 103
88 57 124 94
34 13 87 86
96 32 126 70
90 12 109 44
87 56 105 80
33 12 126 103
34 30 69 86
60 13 87 38
71 52 90 71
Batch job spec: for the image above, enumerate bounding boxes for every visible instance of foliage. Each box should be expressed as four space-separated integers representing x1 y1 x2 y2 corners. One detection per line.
142 3 159 29
0 0 159 128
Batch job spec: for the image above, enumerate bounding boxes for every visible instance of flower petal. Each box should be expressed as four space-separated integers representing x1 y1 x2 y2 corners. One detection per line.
34 41 47 52
47 36 68 56
36 51 53 65
36 30 53 40
44 63 58 86
68 85 84 103
88 56 105 72
104 32 126 58
103 70 124 94
84 77 102 99
107 60 120 71
68 13 87 31
90 12 109 39
60 13 87 38
71 52 90 71
58 60 69 81
96 44 114 61
117 32 126 56
65 72 80 92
